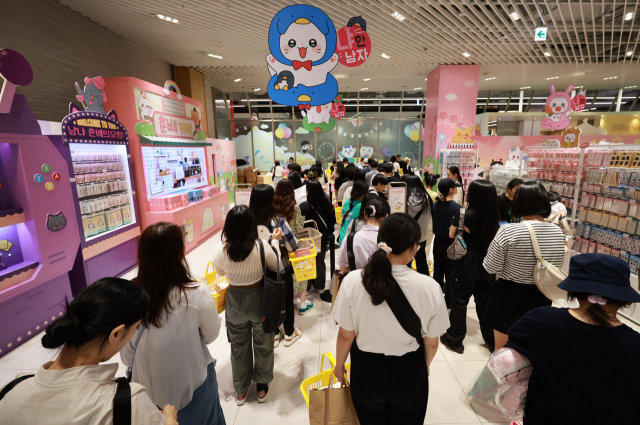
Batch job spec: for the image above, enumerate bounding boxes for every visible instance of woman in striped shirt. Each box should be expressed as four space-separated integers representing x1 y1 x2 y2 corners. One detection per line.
483 182 566 350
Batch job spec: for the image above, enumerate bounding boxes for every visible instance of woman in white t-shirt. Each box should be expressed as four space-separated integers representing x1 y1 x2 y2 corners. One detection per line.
272 160 284 186
332 214 450 424
0 278 177 425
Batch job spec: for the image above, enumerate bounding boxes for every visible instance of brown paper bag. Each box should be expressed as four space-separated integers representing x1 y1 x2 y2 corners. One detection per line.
309 383 360 425
331 271 346 313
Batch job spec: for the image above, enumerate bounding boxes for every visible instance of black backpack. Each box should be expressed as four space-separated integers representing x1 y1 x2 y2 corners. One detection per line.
0 375 133 424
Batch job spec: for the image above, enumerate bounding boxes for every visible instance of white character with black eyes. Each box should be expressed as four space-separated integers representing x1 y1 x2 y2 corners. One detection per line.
266 19 339 91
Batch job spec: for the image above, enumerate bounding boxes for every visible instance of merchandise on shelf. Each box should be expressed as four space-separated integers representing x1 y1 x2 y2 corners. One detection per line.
439 148 478 191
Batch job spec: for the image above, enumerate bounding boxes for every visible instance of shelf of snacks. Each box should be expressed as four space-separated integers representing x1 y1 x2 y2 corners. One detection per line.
439 148 478 192
71 151 134 242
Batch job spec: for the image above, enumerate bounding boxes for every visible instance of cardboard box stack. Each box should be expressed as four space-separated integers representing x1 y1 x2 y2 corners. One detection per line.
237 167 246 184
245 167 259 186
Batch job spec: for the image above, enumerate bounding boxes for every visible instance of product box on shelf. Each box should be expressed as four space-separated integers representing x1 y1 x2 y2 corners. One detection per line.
621 250 630 263
630 255 640 273
122 205 133 225
611 249 621 258
202 185 220 199
105 208 124 231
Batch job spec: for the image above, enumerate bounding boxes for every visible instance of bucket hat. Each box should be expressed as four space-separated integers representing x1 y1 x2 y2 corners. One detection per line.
558 253 640 303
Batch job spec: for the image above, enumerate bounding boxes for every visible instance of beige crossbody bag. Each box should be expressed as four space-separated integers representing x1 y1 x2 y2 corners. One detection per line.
523 221 567 301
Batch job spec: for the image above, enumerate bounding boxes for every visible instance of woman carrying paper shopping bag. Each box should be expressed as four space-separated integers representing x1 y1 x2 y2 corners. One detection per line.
332 214 449 424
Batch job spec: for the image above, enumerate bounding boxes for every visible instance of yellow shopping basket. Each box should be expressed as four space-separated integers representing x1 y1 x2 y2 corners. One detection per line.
202 261 228 314
335 206 343 224
300 352 351 407
289 238 317 281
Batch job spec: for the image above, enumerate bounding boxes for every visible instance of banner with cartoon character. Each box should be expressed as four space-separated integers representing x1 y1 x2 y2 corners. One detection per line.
266 5 370 134
541 83 586 131
75 76 108 114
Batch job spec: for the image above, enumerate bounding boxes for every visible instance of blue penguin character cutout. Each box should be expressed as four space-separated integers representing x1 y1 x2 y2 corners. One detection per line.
266 5 339 114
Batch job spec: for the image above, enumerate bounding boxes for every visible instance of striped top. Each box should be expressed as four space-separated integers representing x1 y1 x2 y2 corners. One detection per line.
483 221 566 285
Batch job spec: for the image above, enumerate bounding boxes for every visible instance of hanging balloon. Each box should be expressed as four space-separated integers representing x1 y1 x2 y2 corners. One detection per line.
404 125 411 137
278 123 287 129
284 127 292 138
275 128 285 139
409 129 420 142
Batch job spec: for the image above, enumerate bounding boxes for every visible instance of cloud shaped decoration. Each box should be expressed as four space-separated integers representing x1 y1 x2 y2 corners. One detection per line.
445 93 458 101
260 124 269 129
295 127 310 134
463 80 476 87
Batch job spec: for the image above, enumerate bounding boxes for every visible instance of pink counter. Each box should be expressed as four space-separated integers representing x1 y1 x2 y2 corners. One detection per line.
145 191 229 252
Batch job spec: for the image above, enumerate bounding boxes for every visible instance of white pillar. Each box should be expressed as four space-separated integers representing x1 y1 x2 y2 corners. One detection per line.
616 88 623 112
518 90 524 112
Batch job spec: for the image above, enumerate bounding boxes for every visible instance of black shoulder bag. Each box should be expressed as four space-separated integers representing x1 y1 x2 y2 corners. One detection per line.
385 276 424 357
259 239 286 333
0 375 133 424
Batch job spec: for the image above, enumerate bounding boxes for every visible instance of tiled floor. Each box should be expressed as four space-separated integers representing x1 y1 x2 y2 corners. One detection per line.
2 229 639 425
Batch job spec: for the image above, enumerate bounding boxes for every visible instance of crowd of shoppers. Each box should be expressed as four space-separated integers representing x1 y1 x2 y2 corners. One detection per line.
3 157 640 425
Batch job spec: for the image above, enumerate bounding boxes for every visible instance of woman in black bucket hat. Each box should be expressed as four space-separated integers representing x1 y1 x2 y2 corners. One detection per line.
505 253 640 424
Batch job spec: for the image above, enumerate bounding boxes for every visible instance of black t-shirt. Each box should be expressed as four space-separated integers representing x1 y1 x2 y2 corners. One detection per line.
507 307 640 424
451 209 477 250
386 175 400 184
497 193 515 223
432 200 461 244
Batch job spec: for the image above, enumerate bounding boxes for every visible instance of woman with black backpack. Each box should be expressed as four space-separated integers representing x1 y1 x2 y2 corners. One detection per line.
405 175 433 276
331 214 449 424
212 205 282 405
439 180 499 354
299 180 337 303
0 278 178 425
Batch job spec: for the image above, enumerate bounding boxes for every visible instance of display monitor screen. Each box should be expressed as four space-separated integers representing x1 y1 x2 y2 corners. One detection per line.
141 146 207 200
70 143 136 242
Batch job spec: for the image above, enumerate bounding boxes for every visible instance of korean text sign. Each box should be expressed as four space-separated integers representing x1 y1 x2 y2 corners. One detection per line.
153 112 195 138
335 26 371 67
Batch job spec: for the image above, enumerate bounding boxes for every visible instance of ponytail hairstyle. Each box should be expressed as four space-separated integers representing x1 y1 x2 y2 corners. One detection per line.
361 214 421 305
567 292 632 328
424 173 440 190
448 166 464 199
405 174 432 208
41 278 149 350
363 195 390 220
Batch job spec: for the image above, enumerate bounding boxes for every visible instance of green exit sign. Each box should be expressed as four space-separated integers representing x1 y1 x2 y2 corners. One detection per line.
535 27 548 41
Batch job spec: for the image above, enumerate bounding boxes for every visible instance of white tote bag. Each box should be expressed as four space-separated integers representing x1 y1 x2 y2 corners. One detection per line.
523 222 567 301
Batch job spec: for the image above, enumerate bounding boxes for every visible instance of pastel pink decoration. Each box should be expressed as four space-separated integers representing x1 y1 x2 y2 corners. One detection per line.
541 82 574 130
284 127 292 138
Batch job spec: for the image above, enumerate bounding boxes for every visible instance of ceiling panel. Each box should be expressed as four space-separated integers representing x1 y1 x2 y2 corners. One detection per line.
55 0 640 91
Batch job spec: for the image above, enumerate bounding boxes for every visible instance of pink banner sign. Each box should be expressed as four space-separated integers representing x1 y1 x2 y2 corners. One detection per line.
153 112 196 138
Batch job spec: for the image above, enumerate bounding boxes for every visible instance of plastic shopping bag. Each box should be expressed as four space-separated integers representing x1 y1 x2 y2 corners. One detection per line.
467 361 498 407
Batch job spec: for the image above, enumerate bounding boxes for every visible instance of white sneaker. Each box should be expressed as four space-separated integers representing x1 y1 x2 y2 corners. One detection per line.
235 390 248 406
274 329 283 348
284 327 302 347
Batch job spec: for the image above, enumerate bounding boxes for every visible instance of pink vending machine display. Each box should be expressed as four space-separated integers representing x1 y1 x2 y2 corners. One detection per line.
102 77 230 253
0 49 80 357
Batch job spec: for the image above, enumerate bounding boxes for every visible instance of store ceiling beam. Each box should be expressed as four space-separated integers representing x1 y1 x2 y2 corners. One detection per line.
629 90 640 110
525 90 535 112
484 91 492 113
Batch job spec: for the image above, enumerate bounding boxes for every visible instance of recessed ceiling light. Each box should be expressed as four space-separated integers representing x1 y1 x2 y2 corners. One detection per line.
625 86 638 88
172 19 179 23
208 54 223 59
425 78 428 81
155 14 179 23
381 53 391 59
414 87 422 90
254 88 261 91
392 12 406 21
546 76 559 80
364 78 370 81
462 52 471 57
603 76 618 80
234 78 242 82
628 51 633 56
510 12 520 21
626 12 633 20
544 51 552 56
165 16 172 21
484 77 496 80
157 14 165 19
520 86 531 89
361 88 368 90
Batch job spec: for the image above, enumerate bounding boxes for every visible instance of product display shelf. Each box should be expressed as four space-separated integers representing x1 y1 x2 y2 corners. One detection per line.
438 148 478 192
524 146 585 244
489 167 533 196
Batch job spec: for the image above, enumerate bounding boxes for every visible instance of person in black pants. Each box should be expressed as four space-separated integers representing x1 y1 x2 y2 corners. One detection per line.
431 178 462 307
405 175 433 276
440 180 499 354
299 180 337 303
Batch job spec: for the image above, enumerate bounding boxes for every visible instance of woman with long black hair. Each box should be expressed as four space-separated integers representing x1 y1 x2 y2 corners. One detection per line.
212 205 282 405
331 161 346 192
249 185 301 348
439 180 499 354
300 180 337 303
447 166 465 206
123 222 225 423
332 214 449 424
405 175 433 276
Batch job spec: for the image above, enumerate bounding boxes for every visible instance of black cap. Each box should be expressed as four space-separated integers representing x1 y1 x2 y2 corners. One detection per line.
558 254 640 303
438 177 462 194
